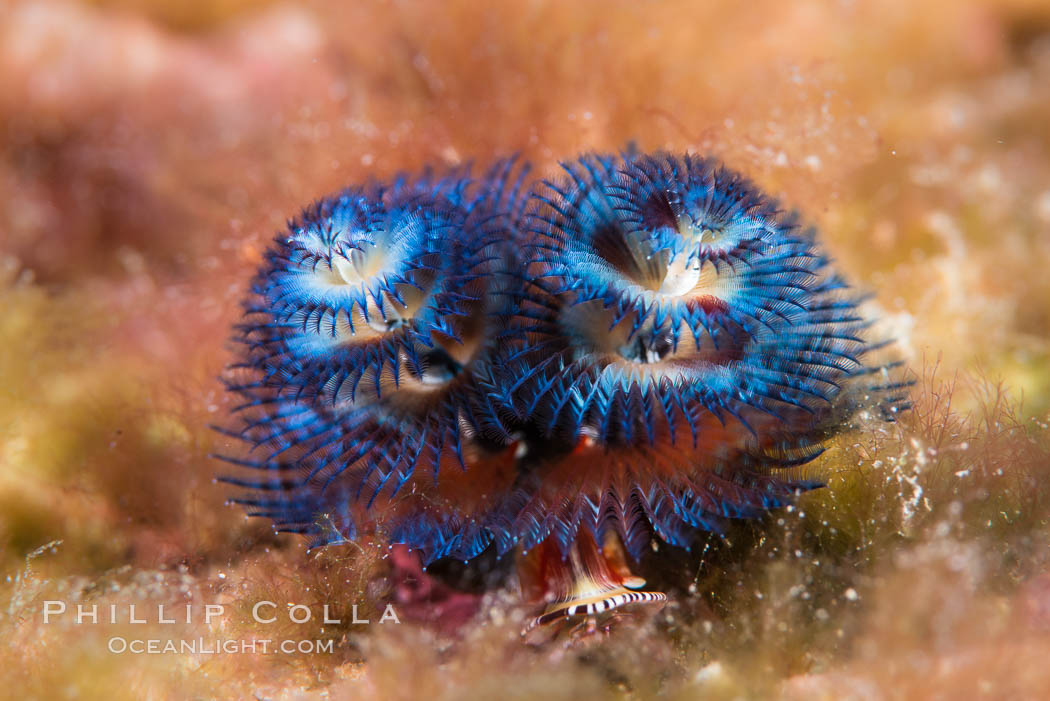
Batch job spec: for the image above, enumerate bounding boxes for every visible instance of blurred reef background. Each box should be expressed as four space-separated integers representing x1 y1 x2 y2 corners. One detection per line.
2 0 1050 698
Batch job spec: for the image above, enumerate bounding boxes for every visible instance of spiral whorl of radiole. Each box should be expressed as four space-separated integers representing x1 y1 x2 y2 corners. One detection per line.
218 150 908 566
221 160 534 559
513 152 875 449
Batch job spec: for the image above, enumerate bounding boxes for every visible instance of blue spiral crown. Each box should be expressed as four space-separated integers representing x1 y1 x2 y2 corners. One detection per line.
219 151 908 564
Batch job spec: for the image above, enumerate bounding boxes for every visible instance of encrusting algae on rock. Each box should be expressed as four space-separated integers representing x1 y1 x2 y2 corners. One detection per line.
4 1 1050 696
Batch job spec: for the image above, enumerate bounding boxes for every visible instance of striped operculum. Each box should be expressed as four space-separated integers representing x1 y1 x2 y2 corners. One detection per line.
519 529 665 638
